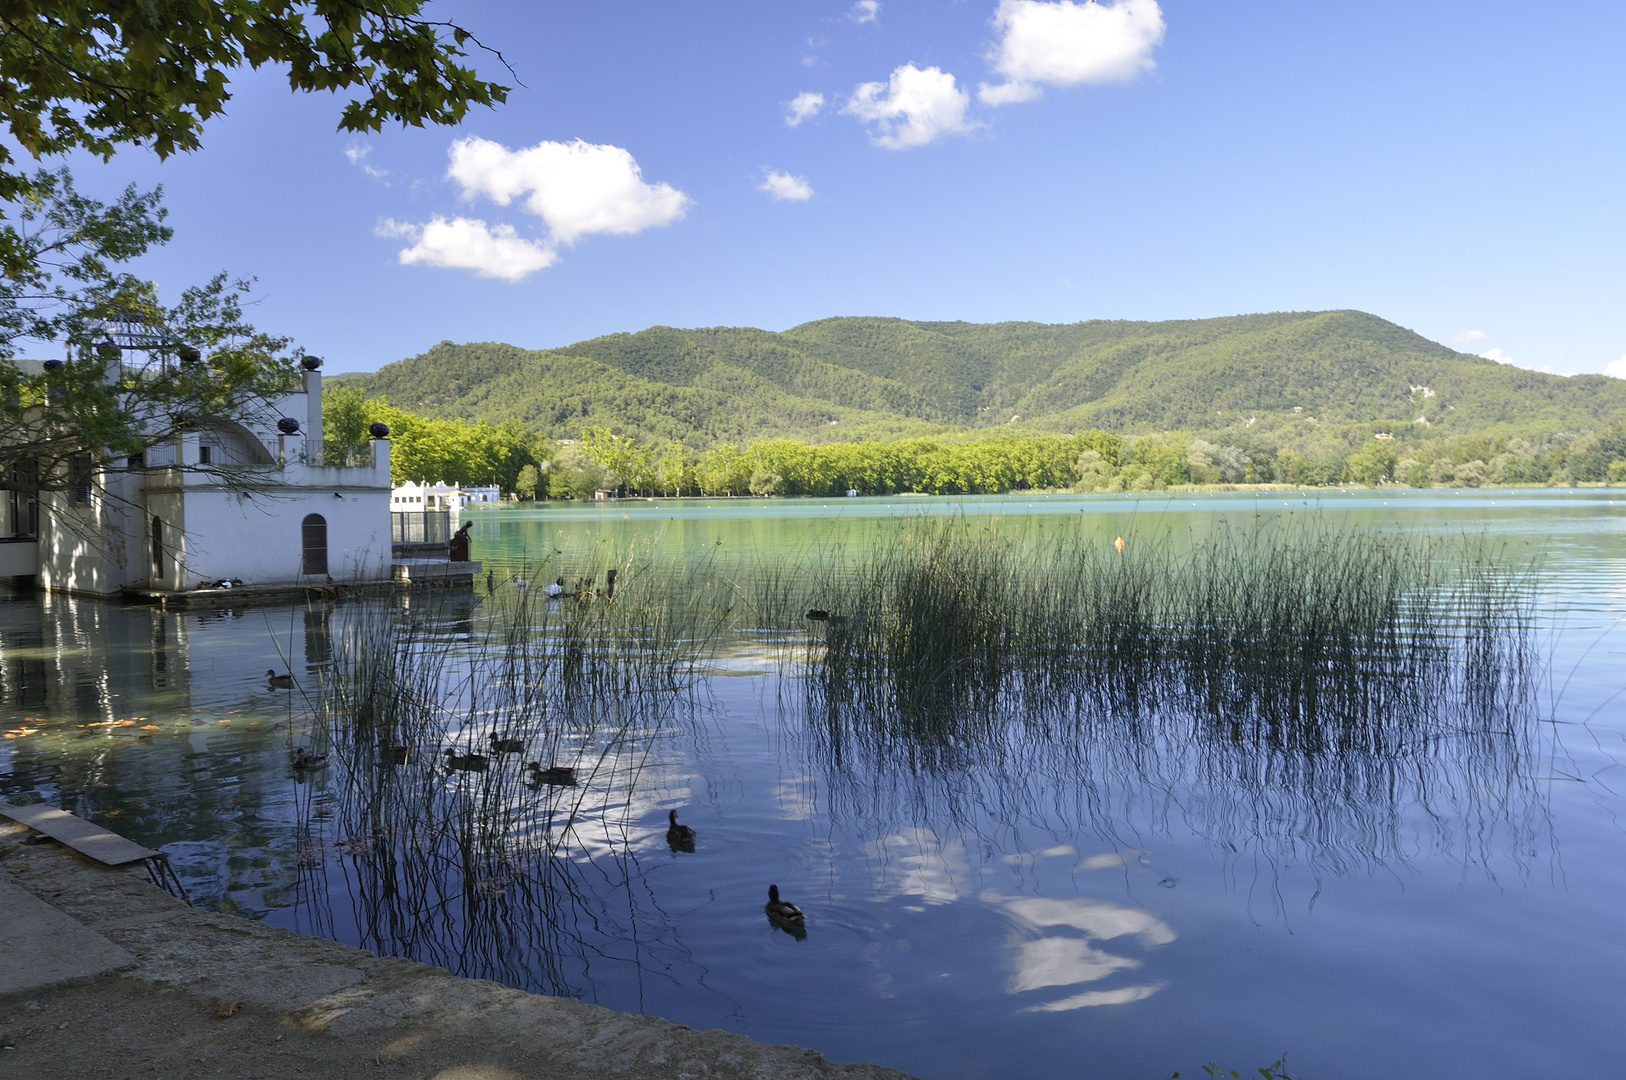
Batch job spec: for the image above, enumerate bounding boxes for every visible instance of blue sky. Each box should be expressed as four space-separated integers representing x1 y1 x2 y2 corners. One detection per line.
53 1 1626 376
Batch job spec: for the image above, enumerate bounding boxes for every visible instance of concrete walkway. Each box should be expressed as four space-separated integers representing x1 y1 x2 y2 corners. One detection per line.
0 819 917 1080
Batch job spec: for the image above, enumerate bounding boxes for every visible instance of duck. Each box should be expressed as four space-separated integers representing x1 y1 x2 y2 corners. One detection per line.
443 748 489 772
525 762 577 786
764 884 804 924
488 733 525 754
805 609 829 621
292 747 328 770
666 809 696 848
379 744 412 765
266 670 296 689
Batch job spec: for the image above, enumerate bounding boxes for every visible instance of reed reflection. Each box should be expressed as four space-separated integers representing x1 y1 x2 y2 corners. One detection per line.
796 517 1551 886
287 569 731 1000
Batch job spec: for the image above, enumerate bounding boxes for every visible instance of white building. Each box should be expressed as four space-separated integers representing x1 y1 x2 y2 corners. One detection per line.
1 360 394 597
391 481 501 512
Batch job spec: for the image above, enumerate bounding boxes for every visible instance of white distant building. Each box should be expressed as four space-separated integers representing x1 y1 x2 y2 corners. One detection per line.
391 481 501 512
1 358 394 596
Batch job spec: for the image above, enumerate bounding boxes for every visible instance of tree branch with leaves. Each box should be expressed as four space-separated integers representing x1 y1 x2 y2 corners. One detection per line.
0 1 510 222
2 170 304 515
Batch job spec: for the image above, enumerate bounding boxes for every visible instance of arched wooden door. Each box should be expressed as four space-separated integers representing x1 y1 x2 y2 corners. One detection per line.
301 514 328 576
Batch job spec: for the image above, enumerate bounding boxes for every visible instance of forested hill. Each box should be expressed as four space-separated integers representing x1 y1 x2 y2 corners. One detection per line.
342 311 1626 446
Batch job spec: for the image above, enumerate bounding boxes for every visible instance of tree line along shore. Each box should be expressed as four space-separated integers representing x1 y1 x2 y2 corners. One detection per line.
325 386 1626 499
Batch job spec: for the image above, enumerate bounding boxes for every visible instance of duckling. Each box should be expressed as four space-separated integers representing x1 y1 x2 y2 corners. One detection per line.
488 733 525 754
764 884 804 924
267 669 296 689
443 748 489 772
292 747 328 770
666 809 696 849
525 762 577 786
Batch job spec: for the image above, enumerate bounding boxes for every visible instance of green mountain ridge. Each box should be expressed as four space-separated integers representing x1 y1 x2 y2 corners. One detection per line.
340 311 1626 447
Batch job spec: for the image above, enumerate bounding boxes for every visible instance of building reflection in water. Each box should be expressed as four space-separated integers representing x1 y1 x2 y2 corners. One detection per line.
0 591 334 913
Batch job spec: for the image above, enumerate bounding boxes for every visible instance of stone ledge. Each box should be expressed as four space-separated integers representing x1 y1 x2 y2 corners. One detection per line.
0 821 918 1080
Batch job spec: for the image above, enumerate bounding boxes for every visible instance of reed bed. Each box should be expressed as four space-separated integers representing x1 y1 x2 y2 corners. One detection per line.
284 514 1547 973
788 515 1548 882
287 553 733 993
794 516 1536 755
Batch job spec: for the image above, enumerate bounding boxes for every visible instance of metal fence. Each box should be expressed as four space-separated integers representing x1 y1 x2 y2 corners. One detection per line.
391 510 451 546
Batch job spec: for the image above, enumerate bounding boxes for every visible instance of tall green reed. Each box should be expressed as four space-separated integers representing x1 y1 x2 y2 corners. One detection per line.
795 515 1535 751
289 550 735 991
787 515 1546 883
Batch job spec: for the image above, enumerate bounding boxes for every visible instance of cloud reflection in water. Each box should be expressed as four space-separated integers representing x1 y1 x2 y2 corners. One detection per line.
987 889 1175 1010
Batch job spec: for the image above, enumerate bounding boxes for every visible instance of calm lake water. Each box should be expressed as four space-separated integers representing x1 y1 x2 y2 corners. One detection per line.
4 489 1626 1079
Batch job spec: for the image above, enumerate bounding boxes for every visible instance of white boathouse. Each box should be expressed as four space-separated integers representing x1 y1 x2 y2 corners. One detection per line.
1 359 394 596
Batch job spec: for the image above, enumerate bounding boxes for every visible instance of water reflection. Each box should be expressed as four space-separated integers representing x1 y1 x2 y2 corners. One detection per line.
263 586 726 1003
804 660 1550 895
0 592 320 913
0 497 1594 1080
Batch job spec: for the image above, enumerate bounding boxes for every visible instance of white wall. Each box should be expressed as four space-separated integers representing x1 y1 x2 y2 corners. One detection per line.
30 370 395 594
0 541 36 577
178 486 390 585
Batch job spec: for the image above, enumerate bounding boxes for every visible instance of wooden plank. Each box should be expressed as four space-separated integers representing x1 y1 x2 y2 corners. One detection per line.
0 802 160 866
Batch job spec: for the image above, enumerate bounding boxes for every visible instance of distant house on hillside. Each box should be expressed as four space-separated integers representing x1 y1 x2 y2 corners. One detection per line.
1 357 393 596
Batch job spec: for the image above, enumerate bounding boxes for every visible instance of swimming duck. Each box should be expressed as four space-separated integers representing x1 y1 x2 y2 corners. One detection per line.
443 748 489 772
525 763 577 786
666 809 696 848
805 609 829 621
488 733 525 754
292 748 328 770
379 744 412 765
764 884 804 924
266 670 296 689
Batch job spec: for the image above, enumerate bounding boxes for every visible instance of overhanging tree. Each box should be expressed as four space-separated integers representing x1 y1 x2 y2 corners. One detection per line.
0 1 509 227
0 1 513 532
1 169 306 516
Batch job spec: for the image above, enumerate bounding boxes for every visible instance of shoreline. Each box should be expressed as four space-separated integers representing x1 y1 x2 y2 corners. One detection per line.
0 817 917 1080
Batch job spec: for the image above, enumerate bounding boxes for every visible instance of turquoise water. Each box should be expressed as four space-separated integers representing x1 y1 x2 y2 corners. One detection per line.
4 489 1626 1078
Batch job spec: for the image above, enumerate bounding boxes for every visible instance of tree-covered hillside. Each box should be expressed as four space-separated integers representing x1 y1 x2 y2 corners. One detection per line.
340 311 1626 447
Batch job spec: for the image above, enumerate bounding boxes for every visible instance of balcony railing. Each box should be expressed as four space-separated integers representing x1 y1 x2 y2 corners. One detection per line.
391 510 450 546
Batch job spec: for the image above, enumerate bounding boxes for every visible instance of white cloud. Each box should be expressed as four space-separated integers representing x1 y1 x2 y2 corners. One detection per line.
990 892 1177 946
785 91 827 127
344 143 389 181
445 137 691 246
1606 355 1626 379
759 170 815 201
868 828 970 905
381 216 557 282
1479 348 1576 377
1023 984 1164 1012
844 64 974 149
1007 937 1140 993
1449 329 1487 346
980 0 1166 106
850 0 881 23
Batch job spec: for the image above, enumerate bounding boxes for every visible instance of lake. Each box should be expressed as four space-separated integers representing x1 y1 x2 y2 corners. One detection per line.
3 489 1625 1079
